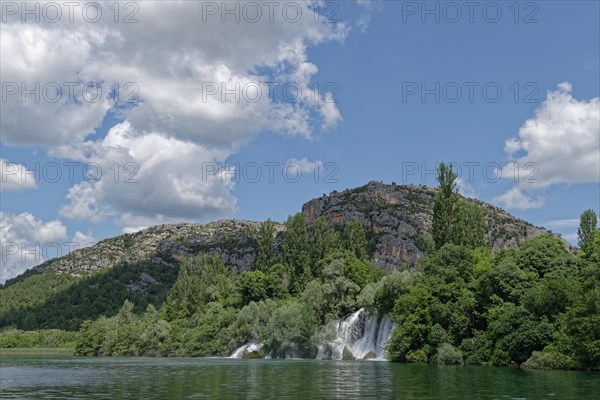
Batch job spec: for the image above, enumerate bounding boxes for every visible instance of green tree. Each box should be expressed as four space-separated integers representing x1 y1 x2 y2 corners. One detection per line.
75 319 106 356
387 285 437 362
265 301 318 358
282 214 311 294
452 201 486 248
432 163 485 249
477 249 536 305
555 239 600 369
263 263 289 300
232 300 276 347
522 276 577 322
302 258 361 323
138 305 171 356
182 302 238 356
342 221 368 260
256 219 277 271
516 236 570 278
433 162 459 249
110 300 140 356
485 302 553 366
358 270 414 315
577 209 598 255
239 271 268 304
437 343 464 365
309 216 340 276
162 254 234 320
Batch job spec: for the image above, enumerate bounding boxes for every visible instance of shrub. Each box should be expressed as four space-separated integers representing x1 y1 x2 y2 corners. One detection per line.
437 343 464 365
522 351 575 370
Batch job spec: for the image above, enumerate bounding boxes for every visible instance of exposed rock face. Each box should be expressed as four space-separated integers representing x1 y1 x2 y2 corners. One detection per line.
29 220 271 278
302 182 556 271
22 182 558 280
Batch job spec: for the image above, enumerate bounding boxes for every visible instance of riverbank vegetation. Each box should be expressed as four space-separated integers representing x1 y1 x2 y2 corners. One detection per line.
0 328 79 349
385 165 599 370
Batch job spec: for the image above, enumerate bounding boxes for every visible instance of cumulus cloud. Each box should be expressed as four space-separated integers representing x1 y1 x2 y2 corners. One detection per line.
0 212 96 281
58 121 238 228
71 231 96 248
494 83 600 210
456 177 478 199
0 159 37 192
1 1 368 228
0 212 67 281
493 186 545 210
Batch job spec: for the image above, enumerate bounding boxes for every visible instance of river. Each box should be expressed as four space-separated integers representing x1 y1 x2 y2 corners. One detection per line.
0 356 597 399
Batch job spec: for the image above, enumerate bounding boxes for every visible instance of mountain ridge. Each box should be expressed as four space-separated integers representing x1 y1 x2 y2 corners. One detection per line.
5 182 561 287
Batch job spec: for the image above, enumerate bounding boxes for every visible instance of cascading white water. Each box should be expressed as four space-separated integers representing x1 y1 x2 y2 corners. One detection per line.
229 308 393 360
316 308 393 360
229 342 263 358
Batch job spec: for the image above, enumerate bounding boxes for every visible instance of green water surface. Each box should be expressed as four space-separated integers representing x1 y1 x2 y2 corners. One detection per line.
0 356 598 399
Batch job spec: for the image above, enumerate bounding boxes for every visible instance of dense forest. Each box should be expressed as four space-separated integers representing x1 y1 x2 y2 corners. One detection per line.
2 164 598 370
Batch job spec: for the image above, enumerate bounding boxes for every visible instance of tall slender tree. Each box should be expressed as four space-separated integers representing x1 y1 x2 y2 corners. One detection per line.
433 163 485 249
310 216 339 276
577 209 598 255
282 213 311 294
433 163 459 249
256 219 277 271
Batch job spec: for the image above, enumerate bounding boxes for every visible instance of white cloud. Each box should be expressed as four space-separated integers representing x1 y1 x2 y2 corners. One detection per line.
58 121 238 228
320 93 342 128
355 0 382 32
543 219 581 245
0 212 97 281
500 83 600 188
562 233 579 244
456 177 478 199
495 83 600 210
0 159 37 192
71 231 96 248
0 212 68 281
285 157 325 174
1 1 366 228
544 218 580 229
493 187 545 210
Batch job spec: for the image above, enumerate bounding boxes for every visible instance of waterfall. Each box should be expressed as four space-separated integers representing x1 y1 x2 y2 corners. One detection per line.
229 342 264 359
316 308 393 360
229 308 393 360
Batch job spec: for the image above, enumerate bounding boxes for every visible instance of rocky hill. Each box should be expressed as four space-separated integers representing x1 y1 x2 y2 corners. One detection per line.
9 182 558 284
302 182 557 271
22 220 269 279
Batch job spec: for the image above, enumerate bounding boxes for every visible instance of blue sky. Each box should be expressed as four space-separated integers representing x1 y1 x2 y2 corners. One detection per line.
1 1 599 281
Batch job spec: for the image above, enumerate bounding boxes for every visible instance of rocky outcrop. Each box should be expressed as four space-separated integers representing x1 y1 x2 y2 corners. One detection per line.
302 181 557 271
29 220 273 278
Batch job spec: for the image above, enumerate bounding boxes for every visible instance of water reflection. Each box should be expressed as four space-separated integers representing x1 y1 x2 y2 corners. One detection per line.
1 357 598 399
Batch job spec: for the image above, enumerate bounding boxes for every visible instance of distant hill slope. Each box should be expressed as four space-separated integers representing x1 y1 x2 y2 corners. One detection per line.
0 182 561 330
17 220 265 281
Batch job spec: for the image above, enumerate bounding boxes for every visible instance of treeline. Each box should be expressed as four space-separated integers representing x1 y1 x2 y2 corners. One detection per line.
387 235 599 369
75 218 384 358
0 328 79 349
385 164 599 370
